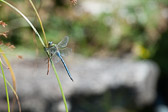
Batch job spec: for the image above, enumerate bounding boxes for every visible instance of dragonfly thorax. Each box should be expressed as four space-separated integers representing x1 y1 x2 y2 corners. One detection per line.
47 43 59 56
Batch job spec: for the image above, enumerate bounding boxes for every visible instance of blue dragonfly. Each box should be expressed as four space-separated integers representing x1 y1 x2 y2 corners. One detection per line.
46 36 73 81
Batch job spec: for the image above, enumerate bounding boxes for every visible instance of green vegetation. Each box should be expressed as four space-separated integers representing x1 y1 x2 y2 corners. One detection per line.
1 0 167 58
0 0 72 111
0 58 10 112
0 0 168 111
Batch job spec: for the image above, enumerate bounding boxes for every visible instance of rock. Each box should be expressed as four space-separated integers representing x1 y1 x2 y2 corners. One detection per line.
0 55 159 111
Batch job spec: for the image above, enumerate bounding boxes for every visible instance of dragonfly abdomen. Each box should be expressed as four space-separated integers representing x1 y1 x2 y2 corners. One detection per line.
56 52 74 81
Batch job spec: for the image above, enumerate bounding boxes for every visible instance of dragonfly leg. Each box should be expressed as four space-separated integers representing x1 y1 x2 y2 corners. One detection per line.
47 58 50 75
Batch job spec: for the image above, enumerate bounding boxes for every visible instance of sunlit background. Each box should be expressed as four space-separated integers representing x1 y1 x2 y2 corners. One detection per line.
0 0 168 112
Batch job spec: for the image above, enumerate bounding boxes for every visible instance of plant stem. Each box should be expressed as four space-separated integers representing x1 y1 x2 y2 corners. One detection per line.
0 1 69 112
0 0 45 47
28 0 48 47
0 59 10 112
0 74 21 112
50 60 69 112
28 1 69 111
0 48 18 112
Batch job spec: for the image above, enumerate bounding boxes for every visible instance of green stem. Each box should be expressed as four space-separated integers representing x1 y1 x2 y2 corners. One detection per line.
0 74 21 112
28 0 69 111
0 0 45 47
28 0 48 47
0 1 69 111
50 60 68 112
0 60 10 112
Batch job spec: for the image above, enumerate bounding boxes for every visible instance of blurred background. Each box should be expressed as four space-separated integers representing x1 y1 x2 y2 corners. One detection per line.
0 0 168 112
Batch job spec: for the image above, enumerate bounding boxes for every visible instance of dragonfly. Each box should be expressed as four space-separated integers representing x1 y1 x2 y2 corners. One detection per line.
46 36 73 81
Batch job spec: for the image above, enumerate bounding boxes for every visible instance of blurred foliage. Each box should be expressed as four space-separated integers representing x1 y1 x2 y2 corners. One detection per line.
0 0 168 58
1 0 168 112
152 31 168 74
45 15 111 56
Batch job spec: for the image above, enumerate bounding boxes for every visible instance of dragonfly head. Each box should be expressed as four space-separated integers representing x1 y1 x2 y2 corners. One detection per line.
48 41 53 46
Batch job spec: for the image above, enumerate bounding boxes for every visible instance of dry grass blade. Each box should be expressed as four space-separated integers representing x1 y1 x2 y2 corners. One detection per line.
28 0 48 46
0 74 21 112
0 0 45 47
0 57 10 112
0 48 16 90
0 57 9 69
0 48 21 112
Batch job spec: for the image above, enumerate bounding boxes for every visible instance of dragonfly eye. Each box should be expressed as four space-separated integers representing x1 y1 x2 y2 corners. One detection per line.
48 41 53 46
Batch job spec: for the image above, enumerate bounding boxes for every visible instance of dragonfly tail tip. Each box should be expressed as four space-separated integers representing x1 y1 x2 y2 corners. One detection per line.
71 78 74 82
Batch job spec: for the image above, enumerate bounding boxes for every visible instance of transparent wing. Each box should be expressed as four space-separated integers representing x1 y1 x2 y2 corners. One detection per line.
58 36 69 48
52 55 61 63
60 48 72 57
47 46 57 56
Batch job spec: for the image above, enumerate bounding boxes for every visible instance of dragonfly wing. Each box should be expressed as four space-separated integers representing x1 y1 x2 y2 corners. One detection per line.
60 48 72 57
47 46 57 56
58 36 69 48
52 55 61 63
